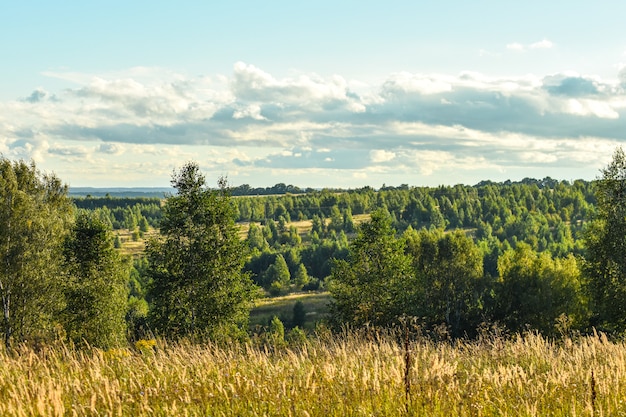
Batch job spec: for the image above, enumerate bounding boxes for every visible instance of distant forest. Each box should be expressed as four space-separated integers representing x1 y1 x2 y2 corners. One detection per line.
74 174 600 337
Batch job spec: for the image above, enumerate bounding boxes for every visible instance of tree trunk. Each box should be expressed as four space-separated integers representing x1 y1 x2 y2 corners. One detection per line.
0 283 10 351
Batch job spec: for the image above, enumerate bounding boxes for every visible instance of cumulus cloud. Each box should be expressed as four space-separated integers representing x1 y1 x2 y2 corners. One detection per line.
23 88 51 103
1 62 626 187
370 149 396 163
543 74 602 97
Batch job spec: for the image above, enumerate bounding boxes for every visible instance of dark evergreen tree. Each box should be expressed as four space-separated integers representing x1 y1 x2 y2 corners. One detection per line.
63 213 129 348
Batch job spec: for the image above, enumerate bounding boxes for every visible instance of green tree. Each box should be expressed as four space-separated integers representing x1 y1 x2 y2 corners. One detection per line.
584 147 626 331
293 263 310 290
268 315 286 347
292 300 306 328
496 243 587 334
0 158 73 349
404 228 484 337
62 213 129 348
328 209 414 327
147 163 256 339
247 222 268 251
266 254 291 295
138 216 150 233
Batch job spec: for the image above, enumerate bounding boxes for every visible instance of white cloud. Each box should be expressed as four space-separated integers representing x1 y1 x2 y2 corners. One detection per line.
506 39 554 52
233 104 266 120
506 43 525 51
530 39 554 49
382 72 452 95
1 63 625 187
370 149 396 163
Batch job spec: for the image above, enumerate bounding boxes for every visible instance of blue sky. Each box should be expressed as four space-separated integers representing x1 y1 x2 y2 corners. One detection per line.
1 1 626 187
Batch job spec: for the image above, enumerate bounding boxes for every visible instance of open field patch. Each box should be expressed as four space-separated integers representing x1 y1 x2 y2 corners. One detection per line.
250 291 332 330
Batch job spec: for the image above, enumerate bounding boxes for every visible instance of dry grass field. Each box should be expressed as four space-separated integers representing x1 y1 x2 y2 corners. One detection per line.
0 332 623 416
249 292 332 330
238 213 371 242
114 228 159 258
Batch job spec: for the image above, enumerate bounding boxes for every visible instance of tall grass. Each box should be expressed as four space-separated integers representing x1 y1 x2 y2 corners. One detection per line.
0 332 624 416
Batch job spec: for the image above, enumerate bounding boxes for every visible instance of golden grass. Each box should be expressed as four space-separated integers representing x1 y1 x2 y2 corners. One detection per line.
115 228 159 258
249 292 331 330
0 332 624 416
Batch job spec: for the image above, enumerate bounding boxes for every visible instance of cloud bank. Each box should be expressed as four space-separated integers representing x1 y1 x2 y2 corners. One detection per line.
1 62 625 187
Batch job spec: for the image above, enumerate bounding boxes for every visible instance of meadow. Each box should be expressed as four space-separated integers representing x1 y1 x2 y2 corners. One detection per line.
1 331 624 416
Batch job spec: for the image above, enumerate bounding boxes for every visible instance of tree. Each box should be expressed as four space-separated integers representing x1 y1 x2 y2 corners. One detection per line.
0 158 73 349
404 228 484 337
266 254 291 295
292 300 306 328
328 209 414 327
147 163 256 339
496 243 587 334
62 213 129 348
584 147 626 331
293 263 310 290
247 222 268 252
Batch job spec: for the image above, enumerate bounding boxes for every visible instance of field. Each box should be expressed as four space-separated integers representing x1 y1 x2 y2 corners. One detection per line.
114 228 159 258
237 213 371 241
0 332 624 416
117 213 370 258
249 292 332 330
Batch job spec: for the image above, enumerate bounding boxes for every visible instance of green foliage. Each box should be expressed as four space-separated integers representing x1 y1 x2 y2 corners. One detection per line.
495 243 587 334
147 162 256 340
268 316 286 347
292 300 306 328
286 326 307 346
246 222 268 251
584 147 626 331
265 254 291 295
293 264 310 290
404 228 485 337
126 296 150 341
138 217 150 233
73 197 162 229
0 158 74 349
62 213 129 348
329 209 414 327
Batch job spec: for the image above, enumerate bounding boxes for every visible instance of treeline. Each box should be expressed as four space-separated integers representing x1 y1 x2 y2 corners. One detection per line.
230 183 312 196
2 149 626 350
73 196 162 230
235 179 593 255
327 149 626 338
238 177 594 300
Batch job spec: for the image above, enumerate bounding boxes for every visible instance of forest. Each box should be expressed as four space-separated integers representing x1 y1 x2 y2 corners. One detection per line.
2 149 626 349
1 149 626 415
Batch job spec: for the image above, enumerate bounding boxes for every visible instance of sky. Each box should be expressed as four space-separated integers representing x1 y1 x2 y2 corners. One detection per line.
2 1 626 188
